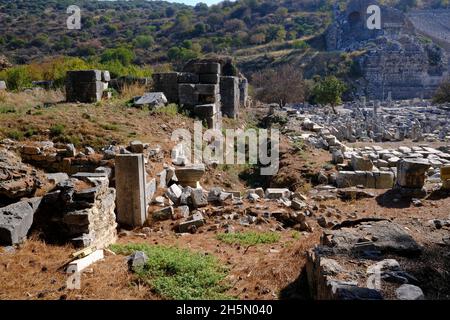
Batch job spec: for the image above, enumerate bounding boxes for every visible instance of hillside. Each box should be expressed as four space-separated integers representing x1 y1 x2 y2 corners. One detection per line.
1 0 447 68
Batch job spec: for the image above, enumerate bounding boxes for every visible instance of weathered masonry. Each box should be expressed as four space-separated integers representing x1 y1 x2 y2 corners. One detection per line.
115 154 155 228
66 70 110 103
152 59 249 130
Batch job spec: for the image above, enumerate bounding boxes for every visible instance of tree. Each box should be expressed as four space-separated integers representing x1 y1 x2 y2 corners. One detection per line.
312 76 347 113
101 47 135 66
193 23 207 36
433 79 450 103
252 64 307 106
250 33 265 45
165 7 176 17
134 35 154 49
4 66 32 91
194 3 209 14
224 19 246 32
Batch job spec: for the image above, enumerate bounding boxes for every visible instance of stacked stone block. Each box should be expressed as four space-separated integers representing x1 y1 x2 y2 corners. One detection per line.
154 62 223 130
115 154 155 227
239 78 249 108
66 70 110 103
152 60 249 129
152 72 180 103
180 62 222 130
220 76 240 119
20 143 108 175
40 173 117 248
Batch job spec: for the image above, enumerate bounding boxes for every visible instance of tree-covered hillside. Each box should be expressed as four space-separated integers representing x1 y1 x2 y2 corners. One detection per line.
0 0 447 78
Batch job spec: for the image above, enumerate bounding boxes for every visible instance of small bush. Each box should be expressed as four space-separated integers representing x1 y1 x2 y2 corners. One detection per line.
109 244 232 300
50 124 65 136
0 106 16 114
6 130 24 140
24 127 38 137
433 79 450 103
216 231 280 246
291 231 301 240
149 103 179 116
100 123 119 131
4 66 32 91
292 40 308 49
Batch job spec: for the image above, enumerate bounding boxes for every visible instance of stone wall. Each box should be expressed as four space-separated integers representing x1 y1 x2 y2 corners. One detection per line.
326 0 448 100
38 173 117 248
220 76 240 119
20 142 111 175
152 59 249 128
66 70 110 103
408 10 450 54
358 36 448 100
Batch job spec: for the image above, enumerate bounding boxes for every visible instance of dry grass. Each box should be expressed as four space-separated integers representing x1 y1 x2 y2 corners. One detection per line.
0 237 151 300
0 89 64 110
0 90 194 149
118 83 147 100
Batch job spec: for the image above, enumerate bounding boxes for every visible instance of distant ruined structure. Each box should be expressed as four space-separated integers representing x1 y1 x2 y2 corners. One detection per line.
326 0 449 100
152 58 249 130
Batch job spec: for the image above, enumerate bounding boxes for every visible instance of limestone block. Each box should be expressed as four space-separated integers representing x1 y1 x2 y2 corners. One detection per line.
115 154 147 227
265 188 291 200
152 206 174 221
184 62 221 75
134 92 167 108
220 76 240 119
239 78 248 107
196 84 219 96
178 72 199 84
152 72 180 103
194 104 216 118
396 158 430 189
351 155 373 171
0 199 40 245
178 83 198 106
175 164 206 187
199 73 220 84
177 212 205 233
66 249 104 274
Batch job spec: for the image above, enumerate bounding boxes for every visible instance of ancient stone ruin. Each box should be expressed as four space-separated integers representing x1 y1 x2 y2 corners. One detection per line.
326 0 449 100
66 70 111 103
152 58 249 129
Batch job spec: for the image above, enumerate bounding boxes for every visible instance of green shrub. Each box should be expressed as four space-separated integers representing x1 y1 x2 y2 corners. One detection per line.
50 124 65 136
134 35 154 49
100 123 119 131
109 244 232 300
149 103 179 116
433 80 450 103
6 130 24 140
101 47 135 66
4 66 32 91
0 106 16 114
292 40 308 49
24 127 38 137
216 231 280 246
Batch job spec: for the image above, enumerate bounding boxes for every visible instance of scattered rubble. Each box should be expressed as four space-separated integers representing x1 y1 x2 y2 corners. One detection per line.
306 220 424 300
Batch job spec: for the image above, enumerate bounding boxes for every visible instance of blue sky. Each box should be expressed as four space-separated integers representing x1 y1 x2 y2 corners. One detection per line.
168 0 224 5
